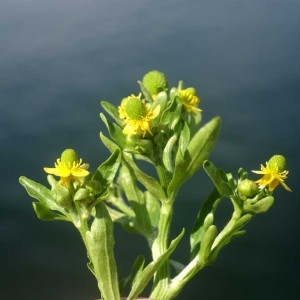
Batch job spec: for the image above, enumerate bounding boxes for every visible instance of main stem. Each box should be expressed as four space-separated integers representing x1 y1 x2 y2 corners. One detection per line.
150 201 173 299
150 159 174 299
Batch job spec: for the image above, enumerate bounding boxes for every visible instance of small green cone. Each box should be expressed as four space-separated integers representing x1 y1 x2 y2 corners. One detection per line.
142 70 168 96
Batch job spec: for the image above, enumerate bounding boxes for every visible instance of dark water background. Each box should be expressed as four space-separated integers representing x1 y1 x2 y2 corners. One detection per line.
1 0 300 299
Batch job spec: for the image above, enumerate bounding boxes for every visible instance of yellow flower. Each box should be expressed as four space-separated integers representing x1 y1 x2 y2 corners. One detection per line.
118 93 160 137
44 149 89 188
252 155 292 192
179 87 202 113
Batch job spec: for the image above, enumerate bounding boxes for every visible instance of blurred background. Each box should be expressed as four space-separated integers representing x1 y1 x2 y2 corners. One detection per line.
1 0 299 299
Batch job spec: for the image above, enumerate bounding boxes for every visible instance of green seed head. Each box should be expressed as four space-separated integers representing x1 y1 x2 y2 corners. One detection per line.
61 149 79 164
237 179 259 197
142 70 168 95
268 155 286 172
125 97 146 120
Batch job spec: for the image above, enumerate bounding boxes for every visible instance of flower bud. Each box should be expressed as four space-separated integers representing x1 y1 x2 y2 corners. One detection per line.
142 70 168 96
237 179 259 197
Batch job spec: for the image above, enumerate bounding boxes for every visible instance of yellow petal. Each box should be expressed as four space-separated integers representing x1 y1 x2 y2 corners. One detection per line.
71 168 89 177
44 167 70 177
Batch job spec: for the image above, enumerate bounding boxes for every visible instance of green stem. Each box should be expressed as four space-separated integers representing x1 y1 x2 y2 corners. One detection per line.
150 201 173 299
211 210 241 251
163 256 205 299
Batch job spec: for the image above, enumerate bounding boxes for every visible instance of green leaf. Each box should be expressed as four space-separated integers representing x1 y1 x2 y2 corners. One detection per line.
127 229 185 300
32 202 69 221
119 255 145 295
198 225 218 263
179 121 190 156
184 110 202 137
243 196 274 214
160 96 182 129
145 191 161 228
153 91 168 117
19 176 62 211
203 160 234 197
106 206 139 234
162 134 178 172
168 116 221 199
100 113 127 148
92 149 121 187
209 214 253 262
101 101 121 123
138 80 154 103
86 202 120 300
234 214 252 230
130 255 146 287
190 188 221 258
100 132 120 153
123 153 167 201
237 167 248 181
120 165 152 237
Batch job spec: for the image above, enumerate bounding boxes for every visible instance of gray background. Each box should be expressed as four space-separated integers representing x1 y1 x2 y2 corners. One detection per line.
1 0 299 299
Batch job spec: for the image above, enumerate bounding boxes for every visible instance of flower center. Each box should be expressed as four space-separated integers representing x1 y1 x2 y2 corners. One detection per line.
125 98 146 120
61 149 79 165
268 155 286 172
